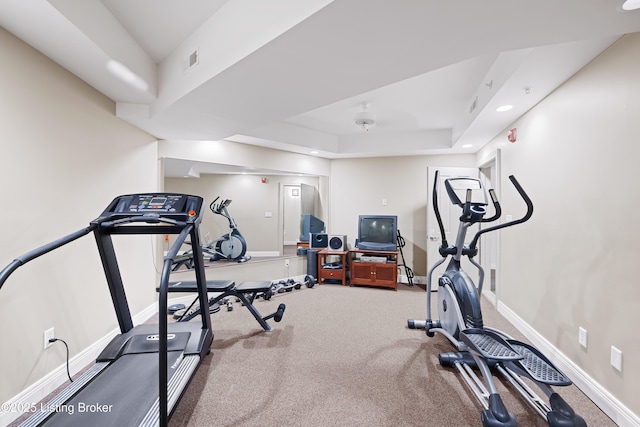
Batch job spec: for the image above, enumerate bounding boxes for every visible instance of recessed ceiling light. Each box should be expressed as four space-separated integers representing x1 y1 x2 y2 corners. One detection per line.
496 105 513 112
462 144 473 148
622 0 640 10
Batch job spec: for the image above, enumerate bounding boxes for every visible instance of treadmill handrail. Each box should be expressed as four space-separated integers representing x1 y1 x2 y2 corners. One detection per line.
99 215 185 228
0 224 97 290
157 222 212 427
158 224 193 426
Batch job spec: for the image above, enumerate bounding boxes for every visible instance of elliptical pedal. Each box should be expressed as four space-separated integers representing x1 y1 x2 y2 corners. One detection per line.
460 329 522 361
507 340 572 386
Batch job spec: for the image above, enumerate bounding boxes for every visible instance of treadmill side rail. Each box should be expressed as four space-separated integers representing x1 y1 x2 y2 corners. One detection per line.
19 362 110 427
139 355 200 427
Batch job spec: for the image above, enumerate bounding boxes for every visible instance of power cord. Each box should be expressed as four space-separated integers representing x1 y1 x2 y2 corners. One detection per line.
48 338 73 383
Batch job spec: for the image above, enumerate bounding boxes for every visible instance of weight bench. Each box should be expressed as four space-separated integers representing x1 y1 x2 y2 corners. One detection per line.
170 251 194 271
164 280 285 332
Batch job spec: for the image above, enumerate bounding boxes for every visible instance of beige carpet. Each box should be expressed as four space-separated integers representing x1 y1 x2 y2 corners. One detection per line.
168 283 614 427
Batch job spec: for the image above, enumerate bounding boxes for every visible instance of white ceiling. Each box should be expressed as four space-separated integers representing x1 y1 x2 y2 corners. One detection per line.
1 0 639 176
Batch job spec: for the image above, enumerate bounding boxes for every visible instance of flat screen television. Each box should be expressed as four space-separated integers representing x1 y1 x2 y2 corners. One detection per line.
300 214 325 241
356 215 398 251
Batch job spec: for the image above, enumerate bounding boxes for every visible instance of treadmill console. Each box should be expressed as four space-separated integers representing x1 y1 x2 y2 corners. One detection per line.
100 193 204 222
125 194 188 213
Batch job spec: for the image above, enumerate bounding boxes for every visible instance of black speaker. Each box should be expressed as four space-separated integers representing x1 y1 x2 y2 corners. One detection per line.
310 233 328 248
328 235 347 251
307 249 319 279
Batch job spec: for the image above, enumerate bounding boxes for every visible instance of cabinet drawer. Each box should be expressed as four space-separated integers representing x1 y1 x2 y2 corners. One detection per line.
322 269 344 278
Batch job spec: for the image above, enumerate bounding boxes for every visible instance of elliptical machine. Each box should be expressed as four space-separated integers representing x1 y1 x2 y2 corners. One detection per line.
408 172 586 427
203 197 250 263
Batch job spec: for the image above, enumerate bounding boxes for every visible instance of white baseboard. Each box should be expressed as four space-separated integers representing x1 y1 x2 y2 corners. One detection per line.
398 274 427 286
497 301 640 427
0 298 179 426
246 251 281 258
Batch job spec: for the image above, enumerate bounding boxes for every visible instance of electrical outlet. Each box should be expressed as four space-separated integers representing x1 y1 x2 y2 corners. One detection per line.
284 259 289 267
611 346 623 372
578 327 588 348
44 328 55 349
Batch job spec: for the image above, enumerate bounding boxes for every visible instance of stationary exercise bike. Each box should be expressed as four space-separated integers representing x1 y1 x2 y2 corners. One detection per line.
408 172 586 427
203 197 250 263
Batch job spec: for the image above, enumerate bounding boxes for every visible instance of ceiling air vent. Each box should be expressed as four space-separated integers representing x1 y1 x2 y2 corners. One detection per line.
469 96 478 114
183 48 199 72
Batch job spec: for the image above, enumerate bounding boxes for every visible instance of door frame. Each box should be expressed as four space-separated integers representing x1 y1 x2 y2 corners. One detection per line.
477 149 501 306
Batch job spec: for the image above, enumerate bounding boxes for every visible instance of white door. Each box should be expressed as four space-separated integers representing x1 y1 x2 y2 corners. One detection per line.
426 167 480 290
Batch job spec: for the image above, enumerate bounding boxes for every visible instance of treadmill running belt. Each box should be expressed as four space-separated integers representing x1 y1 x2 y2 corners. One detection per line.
40 351 184 426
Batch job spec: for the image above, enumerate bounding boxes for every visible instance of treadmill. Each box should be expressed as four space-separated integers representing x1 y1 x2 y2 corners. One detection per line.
0 193 214 427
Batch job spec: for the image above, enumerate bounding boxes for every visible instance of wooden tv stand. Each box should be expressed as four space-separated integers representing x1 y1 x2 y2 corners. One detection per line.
349 249 398 291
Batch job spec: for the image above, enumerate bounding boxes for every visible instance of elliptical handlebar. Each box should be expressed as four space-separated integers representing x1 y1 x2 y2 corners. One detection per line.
432 171 449 250
209 197 220 213
481 189 502 222
431 171 532 258
209 196 232 215
461 188 473 219
507 175 534 221
467 175 533 254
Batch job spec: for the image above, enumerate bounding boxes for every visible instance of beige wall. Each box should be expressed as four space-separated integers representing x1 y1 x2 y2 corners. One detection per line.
329 154 477 276
0 27 158 403
479 33 640 418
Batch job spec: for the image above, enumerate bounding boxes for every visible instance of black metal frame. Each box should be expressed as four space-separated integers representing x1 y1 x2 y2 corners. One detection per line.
0 193 213 427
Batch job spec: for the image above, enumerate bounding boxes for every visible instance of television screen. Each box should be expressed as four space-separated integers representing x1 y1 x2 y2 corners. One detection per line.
356 215 397 251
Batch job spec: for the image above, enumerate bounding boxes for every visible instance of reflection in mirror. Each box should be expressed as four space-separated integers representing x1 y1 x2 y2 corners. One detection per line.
282 182 324 256
165 169 323 268
283 185 302 255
